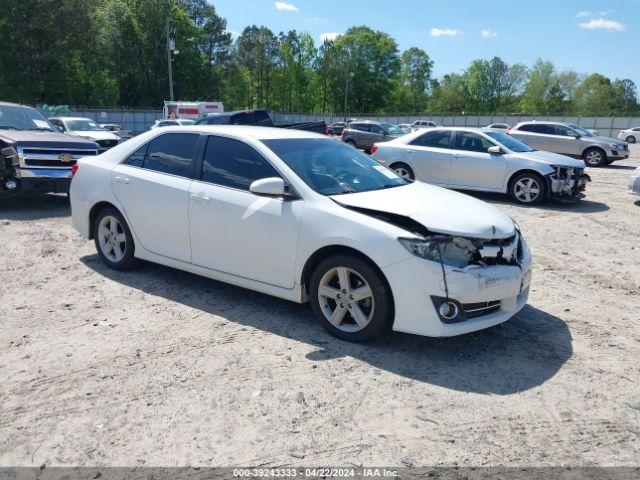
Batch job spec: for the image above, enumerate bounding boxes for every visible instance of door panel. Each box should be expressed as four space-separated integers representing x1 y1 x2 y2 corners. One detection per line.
189 182 303 288
403 129 453 185
111 165 192 262
449 132 507 190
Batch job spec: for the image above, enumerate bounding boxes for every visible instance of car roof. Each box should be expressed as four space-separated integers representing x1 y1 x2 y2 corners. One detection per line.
50 116 94 121
152 125 326 140
0 101 31 108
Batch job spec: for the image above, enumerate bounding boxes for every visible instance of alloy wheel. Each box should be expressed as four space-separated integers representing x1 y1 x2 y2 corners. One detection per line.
514 178 541 203
626 136 636 144
394 166 413 179
317 267 375 333
97 215 127 263
585 150 603 166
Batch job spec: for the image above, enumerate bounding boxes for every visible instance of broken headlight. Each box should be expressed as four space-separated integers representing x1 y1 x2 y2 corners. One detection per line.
399 236 477 268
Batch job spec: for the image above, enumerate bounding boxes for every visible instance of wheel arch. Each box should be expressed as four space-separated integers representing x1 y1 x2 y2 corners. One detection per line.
300 245 392 299
507 168 549 192
88 201 122 240
581 145 606 157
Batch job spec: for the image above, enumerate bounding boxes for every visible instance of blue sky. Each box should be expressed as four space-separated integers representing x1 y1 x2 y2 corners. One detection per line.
213 0 640 84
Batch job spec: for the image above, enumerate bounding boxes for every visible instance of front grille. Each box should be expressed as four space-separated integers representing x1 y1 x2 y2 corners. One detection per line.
18 147 98 169
461 300 501 319
97 139 119 148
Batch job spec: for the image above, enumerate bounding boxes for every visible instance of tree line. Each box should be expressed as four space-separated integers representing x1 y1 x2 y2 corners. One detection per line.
1 0 638 116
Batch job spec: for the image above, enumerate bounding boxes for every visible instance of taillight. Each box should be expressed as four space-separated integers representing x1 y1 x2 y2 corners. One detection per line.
71 164 79 177
370 145 378 154
325 125 330 136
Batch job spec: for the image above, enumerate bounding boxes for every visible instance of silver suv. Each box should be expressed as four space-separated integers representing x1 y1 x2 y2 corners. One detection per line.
341 121 405 153
509 121 630 167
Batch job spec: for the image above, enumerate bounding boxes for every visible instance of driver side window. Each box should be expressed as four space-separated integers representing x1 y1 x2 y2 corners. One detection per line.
553 125 575 137
454 132 494 153
201 135 280 191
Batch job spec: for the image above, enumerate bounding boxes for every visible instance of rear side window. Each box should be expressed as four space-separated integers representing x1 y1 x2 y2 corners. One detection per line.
410 130 451 148
143 133 198 177
351 123 370 132
201 135 279 190
123 145 147 167
230 110 273 126
454 132 495 153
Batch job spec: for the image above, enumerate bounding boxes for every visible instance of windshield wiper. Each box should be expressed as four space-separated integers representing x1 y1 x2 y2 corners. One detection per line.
0 125 20 130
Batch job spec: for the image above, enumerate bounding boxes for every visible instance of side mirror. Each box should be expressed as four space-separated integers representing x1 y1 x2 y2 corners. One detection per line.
56 126 64 132
488 145 503 154
249 177 289 197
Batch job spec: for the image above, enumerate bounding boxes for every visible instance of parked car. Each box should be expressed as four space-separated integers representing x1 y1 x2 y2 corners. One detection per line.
328 121 346 136
0 102 98 195
150 119 196 129
101 123 132 140
629 167 640 197
70 126 531 342
487 123 510 130
398 123 413 133
341 120 405 153
195 109 327 136
371 127 590 205
49 117 121 152
509 121 630 167
618 127 640 144
411 120 441 130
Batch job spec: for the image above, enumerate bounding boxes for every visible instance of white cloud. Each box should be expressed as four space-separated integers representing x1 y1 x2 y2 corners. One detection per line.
430 28 462 37
320 32 341 42
579 18 625 31
274 1 298 11
481 30 498 38
576 11 591 18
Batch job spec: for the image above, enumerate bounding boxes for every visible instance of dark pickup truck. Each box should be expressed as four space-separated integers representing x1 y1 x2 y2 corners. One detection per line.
0 102 99 195
194 109 328 135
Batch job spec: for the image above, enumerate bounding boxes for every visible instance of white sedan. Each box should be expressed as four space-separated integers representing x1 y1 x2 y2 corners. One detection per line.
618 127 639 144
70 126 531 342
372 127 590 205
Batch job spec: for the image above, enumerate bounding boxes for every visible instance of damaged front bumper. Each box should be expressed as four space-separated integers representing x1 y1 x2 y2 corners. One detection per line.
547 166 590 202
384 233 532 337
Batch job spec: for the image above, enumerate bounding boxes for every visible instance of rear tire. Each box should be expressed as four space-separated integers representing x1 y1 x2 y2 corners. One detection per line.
583 147 607 167
509 172 546 205
390 162 415 180
309 254 394 342
93 207 138 270
626 136 636 144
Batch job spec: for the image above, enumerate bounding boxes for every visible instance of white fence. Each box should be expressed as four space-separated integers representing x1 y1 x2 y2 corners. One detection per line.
273 113 640 139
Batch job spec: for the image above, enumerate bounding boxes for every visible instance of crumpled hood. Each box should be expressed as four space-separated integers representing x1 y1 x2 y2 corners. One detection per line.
332 181 515 239
0 130 99 149
68 130 120 142
516 150 586 168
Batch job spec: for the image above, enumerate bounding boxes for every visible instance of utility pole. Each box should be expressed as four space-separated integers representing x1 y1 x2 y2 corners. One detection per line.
343 72 352 123
165 14 174 101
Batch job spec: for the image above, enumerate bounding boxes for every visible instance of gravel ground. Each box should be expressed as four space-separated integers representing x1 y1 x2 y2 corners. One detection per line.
0 147 638 468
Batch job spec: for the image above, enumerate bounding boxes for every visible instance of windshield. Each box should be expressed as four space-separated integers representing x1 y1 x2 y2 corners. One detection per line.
380 123 405 135
66 119 105 131
485 131 535 152
568 124 595 137
0 105 56 131
263 138 409 196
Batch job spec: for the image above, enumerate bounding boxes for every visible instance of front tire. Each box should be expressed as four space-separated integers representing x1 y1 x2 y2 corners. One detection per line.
93 207 138 270
583 147 607 167
626 136 636 144
309 254 393 342
390 162 415 180
509 172 546 205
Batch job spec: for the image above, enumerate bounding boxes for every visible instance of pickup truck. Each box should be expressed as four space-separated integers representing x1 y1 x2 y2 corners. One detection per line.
194 109 328 135
0 102 99 195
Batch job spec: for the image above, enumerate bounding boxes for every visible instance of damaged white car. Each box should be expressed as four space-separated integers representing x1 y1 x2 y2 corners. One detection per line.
371 127 590 205
629 167 640 197
70 127 532 342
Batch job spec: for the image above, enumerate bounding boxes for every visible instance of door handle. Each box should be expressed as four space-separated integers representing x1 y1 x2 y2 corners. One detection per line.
190 192 211 204
453 154 463 158
114 176 130 184
405 149 415 154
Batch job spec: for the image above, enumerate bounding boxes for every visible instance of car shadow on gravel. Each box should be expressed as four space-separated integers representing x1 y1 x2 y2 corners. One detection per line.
467 191 609 214
0 193 70 221
83 255 572 395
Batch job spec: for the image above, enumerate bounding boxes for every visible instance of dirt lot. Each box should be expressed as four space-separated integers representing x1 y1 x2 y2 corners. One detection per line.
1 148 639 468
